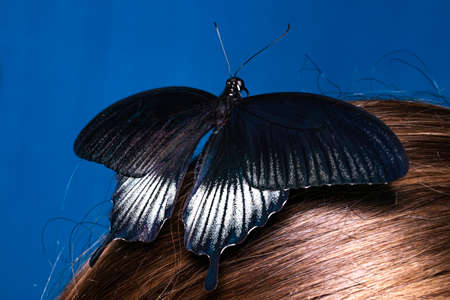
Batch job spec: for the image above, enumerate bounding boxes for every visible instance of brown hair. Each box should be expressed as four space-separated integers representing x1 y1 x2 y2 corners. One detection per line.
60 100 450 299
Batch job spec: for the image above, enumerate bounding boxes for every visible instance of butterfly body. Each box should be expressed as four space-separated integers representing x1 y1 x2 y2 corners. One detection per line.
73 21 409 291
75 78 408 291
214 77 247 132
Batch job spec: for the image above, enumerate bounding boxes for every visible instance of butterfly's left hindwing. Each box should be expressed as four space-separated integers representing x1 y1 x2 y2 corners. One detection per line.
89 170 181 266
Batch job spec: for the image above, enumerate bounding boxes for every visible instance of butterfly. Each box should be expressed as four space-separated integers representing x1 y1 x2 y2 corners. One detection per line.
73 24 409 291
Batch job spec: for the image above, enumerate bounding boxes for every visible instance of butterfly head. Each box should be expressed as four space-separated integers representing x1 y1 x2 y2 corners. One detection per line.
226 77 249 97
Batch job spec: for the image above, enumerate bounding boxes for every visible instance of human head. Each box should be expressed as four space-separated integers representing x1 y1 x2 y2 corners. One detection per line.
59 100 450 299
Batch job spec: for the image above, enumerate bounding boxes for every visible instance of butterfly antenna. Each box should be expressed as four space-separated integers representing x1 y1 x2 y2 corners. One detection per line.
214 22 233 77
234 24 290 76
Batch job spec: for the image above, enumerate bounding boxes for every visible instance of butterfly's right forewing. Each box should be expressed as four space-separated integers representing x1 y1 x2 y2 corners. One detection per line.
234 93 409 190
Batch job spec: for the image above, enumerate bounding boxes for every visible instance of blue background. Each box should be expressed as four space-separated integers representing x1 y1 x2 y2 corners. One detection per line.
1 1 449 299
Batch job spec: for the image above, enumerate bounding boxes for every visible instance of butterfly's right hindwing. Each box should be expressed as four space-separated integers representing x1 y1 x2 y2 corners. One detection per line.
183 118 289 290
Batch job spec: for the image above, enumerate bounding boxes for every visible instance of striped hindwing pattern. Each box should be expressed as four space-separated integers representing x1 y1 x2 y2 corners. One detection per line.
183 117 289 291
90 170 180 266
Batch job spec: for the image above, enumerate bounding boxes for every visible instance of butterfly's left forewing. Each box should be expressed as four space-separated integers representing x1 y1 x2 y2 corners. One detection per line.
74 87 216 177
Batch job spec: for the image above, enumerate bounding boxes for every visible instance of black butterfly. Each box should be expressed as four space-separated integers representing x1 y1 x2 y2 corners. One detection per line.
74 25 408 291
